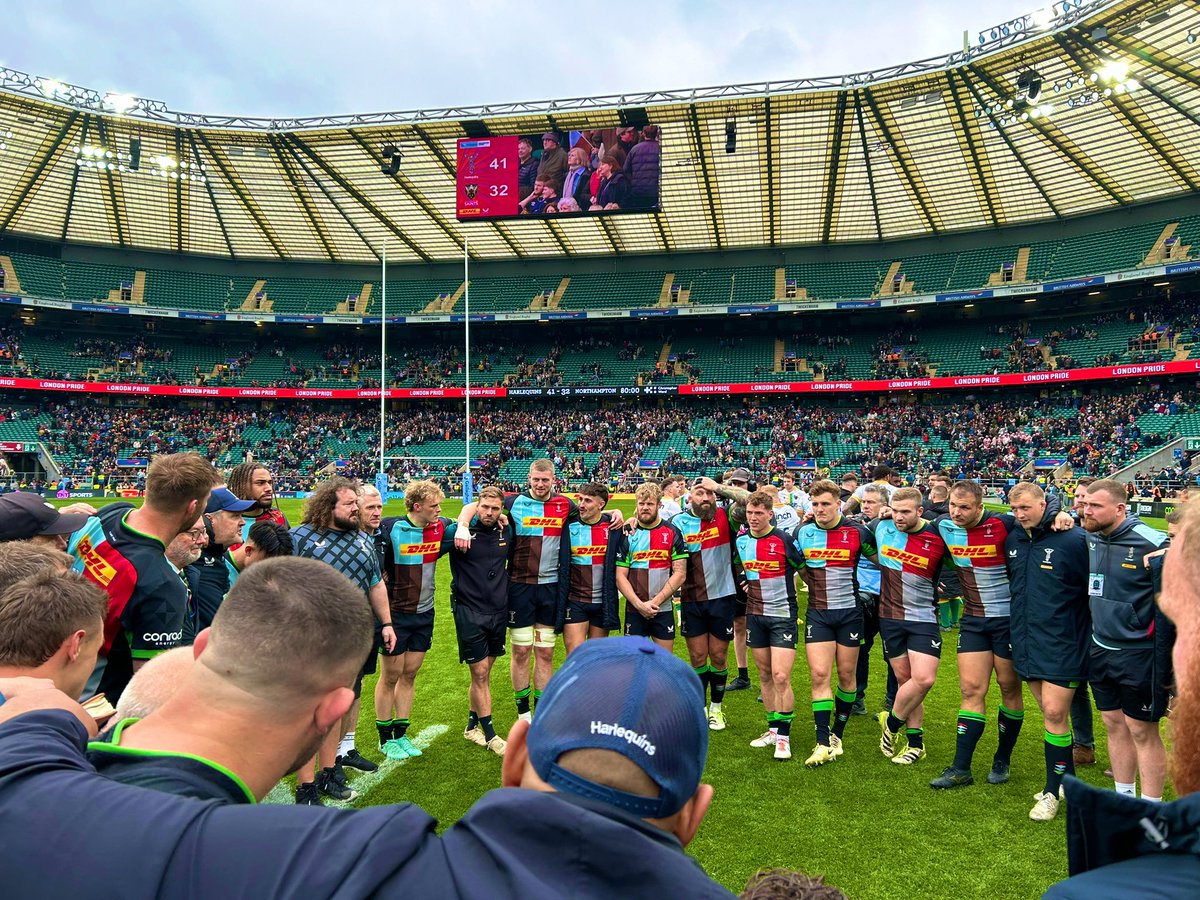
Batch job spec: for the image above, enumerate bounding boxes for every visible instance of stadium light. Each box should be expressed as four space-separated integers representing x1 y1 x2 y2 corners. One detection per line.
1030 7 1054 30
38 78 65 98
104 93 136 114
1092 60 1129 84
725 121 737 154
1188 31 1197 44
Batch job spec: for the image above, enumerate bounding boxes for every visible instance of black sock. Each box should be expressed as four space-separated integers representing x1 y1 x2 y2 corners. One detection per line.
886 712 905 734
738 666 749 680
1044 730 1073 795
813 700 833 744
467 710 479 732
995 706 1024 764
515 687 531 715
394 718 410 739
905 727 924 750
376 719 394 747
709 668 728 705
952 710 986 771
480 715 497 742
833 688 856 738
694 665 710 698
776 711 793 738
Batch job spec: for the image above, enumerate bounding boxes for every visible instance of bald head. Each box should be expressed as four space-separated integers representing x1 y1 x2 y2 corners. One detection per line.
114 646 197 722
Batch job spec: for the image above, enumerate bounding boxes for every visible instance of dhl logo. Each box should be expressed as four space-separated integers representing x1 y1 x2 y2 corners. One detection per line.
684 527 720 543
742 560 781 572
75 537 117 586
401 542 441 555
523 516 565 527
573 546 608 556
632 549 670 562
950 546 998 559
804 548 851 561
881 546 929 567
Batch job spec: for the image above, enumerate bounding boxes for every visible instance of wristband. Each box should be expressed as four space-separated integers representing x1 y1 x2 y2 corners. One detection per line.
381 623 394 629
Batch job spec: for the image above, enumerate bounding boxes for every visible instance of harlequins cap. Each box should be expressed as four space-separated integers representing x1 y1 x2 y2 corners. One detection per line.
205 486 257 514
526 637 708 818
0 492 93 541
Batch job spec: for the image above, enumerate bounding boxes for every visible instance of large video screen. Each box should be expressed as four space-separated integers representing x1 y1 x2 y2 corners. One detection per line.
456 126 661 221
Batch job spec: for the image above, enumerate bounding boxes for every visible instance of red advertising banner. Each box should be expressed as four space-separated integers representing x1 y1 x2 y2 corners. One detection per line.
0 377 509 400
0 441 25 452
676 360 1200 396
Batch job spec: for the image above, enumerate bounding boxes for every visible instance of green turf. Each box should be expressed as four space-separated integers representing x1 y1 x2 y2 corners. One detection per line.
53 496 1167 897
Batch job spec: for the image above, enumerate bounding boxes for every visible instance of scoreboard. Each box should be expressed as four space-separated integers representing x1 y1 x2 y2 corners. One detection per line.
456 136 520 220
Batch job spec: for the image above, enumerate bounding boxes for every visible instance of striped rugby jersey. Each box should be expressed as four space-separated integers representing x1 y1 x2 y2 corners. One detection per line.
733 527 805 618
936 511 1018 618
504 492 579 585
771 504 803 533
561 514 617 605
615 520 687 603
672 507 737 603
870 519 948 623
794 516 876 611
380 516 456 615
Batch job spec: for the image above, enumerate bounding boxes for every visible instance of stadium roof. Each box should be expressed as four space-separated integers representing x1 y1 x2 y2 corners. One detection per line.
0 0 1196 265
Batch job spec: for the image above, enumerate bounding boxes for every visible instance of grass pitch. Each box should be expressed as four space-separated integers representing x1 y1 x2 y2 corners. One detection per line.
59 495 1170 898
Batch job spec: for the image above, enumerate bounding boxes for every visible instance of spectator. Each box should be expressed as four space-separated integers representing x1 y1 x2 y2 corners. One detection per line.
623 124 660 210
516 138 538 201
535 132 567 197
592 155 631 211
561 146 592 211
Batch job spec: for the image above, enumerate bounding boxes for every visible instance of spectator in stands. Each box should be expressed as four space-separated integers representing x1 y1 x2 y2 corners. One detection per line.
0 492 92 548
535 133 567 197
623 125 660 211
0 570 107 700
561 146 592 211
592 156 631 211
517 138 539 203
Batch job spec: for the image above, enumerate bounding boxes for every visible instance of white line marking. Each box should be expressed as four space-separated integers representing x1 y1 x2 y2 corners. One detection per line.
263 723 449 807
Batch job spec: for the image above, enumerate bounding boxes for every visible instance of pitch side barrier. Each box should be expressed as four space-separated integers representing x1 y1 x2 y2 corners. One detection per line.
0 359 1197 401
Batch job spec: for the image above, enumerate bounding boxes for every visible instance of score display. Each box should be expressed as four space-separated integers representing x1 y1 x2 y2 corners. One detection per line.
455 126 661 222
456 136 521 219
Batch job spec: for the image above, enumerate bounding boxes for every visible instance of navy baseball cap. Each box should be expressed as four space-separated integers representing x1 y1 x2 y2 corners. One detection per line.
205 487 256 514
526 637 708 819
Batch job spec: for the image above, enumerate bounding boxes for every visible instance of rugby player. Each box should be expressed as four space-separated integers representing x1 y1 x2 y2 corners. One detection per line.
1080 479 1170 802
929 481 1070 789
451 486 512 755
660 475 687 520
770 486 803 533
735 490 805 761
1006 482 1090 820
226 462 289 530
456 459 622 721
1068 476 1098 767
376 480 456 760
723 468 755 694
780 472 812 516
925 479 963 631
843 465 897 516
674 475 749 730
557 483 619 654
850 484 892 716
872 487 949 764
793 480 876 765
615 482 686 652
290 477 395 804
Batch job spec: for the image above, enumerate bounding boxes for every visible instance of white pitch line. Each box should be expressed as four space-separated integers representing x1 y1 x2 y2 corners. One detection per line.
263 723 449 807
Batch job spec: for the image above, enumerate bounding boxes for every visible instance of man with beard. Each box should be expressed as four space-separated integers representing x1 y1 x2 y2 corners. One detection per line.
673 476 749 731
168 517 207 642
1079 479 1170 802
291 477 395 804
188 488 258 641
616 483 687 652
227 463 289 531
85 557 375 804
1044 503 1200 897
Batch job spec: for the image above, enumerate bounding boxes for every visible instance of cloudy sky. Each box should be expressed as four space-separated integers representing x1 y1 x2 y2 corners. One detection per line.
8 0 1038 117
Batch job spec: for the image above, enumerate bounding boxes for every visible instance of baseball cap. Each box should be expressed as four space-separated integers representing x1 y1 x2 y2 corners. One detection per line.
727 468 752 483
0 492 92 542
205 487 256 515
526 637 708 819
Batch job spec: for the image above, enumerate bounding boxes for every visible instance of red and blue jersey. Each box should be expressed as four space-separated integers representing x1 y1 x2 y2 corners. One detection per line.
936 511 1018 618
380 516 456 615
504 492 578 585
615 521 687 603
794 517 876 611
560 514 617 605
672 507 737 603
870 519 948 623
733 527 805 618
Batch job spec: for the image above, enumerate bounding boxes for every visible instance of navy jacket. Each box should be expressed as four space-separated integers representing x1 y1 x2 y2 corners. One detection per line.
622 139 660 198
1 710 731 898
555 512 620 633
1085 515 1167 650
1005 506 1091 682
1043 777 1200 898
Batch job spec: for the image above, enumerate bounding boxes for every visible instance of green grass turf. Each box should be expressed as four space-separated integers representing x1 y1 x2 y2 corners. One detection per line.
54 496 1172 897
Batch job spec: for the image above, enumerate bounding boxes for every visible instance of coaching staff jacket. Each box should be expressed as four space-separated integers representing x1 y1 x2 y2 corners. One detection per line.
1085 515 1167 651
1005 507 1090 683
1042 776 1200 898
0 710 733 898
449 518 512 617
